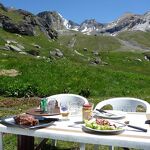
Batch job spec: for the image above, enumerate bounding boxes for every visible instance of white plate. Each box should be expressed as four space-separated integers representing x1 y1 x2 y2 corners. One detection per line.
94 110 126 119
82 124 125 135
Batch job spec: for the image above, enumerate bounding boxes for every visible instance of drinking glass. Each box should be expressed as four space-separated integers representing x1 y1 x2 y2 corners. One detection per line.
47 98 56 114
82 103 94 122
59 102 70 120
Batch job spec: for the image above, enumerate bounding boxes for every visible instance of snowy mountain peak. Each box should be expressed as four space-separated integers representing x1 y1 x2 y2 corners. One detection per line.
37 10 150 36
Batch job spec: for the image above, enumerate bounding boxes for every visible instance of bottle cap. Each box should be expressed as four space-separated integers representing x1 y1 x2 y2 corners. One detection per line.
83 103 92 107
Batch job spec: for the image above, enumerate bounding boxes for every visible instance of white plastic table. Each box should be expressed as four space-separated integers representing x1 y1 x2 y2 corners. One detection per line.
0 112 150 150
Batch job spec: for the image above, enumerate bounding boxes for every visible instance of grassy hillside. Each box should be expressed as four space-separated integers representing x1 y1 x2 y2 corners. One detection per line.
0 49 150 102
0 8 23 23
118 31 150 48
58 33 121 52
0 6 150 102
0 28 58 55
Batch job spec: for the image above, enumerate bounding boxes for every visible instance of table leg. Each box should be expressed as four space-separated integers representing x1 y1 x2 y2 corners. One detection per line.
94 144 99 150
109 146 114 150
51 139 57 147
79 143 85 150
0 133 3 150
17 135 34 150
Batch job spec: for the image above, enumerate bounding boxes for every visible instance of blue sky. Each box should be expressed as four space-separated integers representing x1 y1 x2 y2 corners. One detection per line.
1 0 150 23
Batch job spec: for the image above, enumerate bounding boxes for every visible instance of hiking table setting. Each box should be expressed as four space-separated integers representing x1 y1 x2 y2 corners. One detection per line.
0 112 150 150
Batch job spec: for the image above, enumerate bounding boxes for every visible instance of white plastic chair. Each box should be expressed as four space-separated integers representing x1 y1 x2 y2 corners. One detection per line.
94 97 150 150
47 93 88 150
94 97 150 113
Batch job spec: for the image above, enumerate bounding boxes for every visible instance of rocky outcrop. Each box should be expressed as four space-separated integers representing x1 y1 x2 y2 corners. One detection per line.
79 19 104 34
37 11 66 30
3 20 35 35
0 14 10 27
23 15 58 39
0 3 58 39
103 13 143 35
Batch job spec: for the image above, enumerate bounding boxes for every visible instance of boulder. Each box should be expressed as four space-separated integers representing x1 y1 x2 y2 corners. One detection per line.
6 39 18 44
27 49 39 56
0 46 10 51
32 44 41 49
49 48 64 58
144 54 150 61
16 44 25 50
92 50 100 56
15 34 22 37
19 51 27 55
48 28 58 39
7 44 22 52
90 57 102 65
83 48 88 51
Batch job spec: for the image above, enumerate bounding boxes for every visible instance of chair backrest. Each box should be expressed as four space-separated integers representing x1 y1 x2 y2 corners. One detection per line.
94 97 150 112
47 94 89 115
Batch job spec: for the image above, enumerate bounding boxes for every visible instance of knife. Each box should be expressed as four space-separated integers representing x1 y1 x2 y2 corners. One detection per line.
96 109 117 116
113 121 147 132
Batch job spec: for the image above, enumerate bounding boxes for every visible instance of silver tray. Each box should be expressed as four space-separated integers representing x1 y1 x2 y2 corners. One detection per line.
0 116 58 129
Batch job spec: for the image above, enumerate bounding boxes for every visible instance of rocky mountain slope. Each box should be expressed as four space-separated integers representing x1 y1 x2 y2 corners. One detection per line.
1 2 150 37
37 10 150 35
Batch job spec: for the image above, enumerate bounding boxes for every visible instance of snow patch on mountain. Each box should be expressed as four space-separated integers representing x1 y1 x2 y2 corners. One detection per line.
58 13 70 29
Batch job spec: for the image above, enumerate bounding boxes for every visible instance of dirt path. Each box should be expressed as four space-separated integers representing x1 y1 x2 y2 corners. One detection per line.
68 37 76 48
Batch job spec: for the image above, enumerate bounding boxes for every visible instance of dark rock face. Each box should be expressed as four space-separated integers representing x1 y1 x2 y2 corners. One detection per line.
2 20 35 35
0 14 10 21
0 14 10 27
22 14 58 39
37 11 65 30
